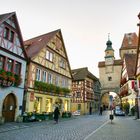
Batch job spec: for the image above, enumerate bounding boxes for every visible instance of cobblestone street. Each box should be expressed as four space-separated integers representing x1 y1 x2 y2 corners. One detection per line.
0 111 140 140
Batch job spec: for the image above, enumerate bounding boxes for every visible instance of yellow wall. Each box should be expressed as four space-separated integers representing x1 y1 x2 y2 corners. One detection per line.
71 102 90 115
25 91 71 113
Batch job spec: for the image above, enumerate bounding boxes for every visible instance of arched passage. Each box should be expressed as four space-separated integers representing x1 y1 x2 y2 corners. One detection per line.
100 91 122 110
2 93 16 122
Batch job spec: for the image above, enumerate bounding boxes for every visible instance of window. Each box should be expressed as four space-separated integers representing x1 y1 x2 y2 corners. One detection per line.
77 104 81 110
60 58 66 69
42 71 47 82
62 78 65 87
46 50 53 62
76 92 81 98
48 73 53 84
36 68 41 81
9 31 14 42
34 97 42 113
7 59 13 72
3 27 15 42
55 76 59 86
108 76 112 81
14 61 21 75
4 27 9 39
0 55 4 69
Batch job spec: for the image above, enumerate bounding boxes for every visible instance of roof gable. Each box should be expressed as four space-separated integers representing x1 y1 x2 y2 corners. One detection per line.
72 67 98 81
24 29 59 58
0 12 27 59
24 29 72 78
120 33 138 50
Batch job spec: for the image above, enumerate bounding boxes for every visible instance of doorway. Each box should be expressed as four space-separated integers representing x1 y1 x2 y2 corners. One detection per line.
2 93 16 122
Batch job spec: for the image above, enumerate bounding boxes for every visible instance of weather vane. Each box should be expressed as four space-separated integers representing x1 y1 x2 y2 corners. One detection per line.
108 33 110 40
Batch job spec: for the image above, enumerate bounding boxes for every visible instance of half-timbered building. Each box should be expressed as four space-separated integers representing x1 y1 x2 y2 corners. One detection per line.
119 32 138 114
24 29 72 114
0 12 27 122
120 54 137 112
71 67 99 115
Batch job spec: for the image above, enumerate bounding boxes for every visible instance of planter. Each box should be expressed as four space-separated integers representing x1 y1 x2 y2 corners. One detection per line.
16 116 23 123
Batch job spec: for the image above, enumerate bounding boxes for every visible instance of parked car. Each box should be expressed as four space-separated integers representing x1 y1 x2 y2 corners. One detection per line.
114 108 125 116
72 110 80 116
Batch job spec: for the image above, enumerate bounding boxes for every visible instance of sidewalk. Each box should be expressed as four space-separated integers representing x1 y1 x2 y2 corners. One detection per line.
86 116 140 140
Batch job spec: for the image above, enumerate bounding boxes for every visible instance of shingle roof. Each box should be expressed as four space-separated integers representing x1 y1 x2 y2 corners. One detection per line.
120 33 138 50
24 29 60 58
124 54 137 78
98 59 122 67
72 67 98 81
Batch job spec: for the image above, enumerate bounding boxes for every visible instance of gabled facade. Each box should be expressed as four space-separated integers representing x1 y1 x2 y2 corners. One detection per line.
0 12 27 122
71 67 100 115
120 54 137 112
24 29 72 114
120 33 138 59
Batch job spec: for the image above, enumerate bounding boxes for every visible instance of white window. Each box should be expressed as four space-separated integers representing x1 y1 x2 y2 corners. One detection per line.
55 76 59 86
62 78 68 88
42 71 47 82
46 50 53 62
36 68 41 81
60 58 66 69
48 73 53 84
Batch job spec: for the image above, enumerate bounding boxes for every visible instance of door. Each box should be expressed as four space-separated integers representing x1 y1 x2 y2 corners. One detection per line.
2 93 16 122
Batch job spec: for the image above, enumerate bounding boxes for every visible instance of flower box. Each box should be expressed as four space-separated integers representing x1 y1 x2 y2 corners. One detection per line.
0 69 22 87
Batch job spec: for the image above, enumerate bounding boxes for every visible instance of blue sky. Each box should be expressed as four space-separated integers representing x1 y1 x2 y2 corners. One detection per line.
0 0 140 77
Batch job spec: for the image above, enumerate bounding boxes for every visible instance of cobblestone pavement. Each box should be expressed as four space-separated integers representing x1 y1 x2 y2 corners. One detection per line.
0 111 140 140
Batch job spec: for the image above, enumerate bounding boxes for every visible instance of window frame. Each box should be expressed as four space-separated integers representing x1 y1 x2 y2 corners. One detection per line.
36 68 41 81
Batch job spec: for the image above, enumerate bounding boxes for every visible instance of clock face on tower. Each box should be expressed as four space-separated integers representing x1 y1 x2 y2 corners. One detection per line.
105 58 114 65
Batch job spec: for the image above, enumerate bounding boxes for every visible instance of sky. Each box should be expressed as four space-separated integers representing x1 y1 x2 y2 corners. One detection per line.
0 0 140 78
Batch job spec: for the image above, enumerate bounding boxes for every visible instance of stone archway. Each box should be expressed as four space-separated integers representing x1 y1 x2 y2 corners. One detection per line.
2 93 16 122
99 88 122 110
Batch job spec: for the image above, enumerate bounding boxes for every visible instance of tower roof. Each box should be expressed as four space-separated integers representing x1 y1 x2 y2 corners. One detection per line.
105 39 114 51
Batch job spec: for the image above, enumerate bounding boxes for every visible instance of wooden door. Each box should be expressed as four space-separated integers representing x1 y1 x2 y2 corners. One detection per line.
2 93 16 122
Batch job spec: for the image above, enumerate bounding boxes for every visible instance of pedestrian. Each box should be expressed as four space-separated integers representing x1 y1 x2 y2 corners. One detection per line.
99 106 103 115
54 106 60 124
89 106 92 115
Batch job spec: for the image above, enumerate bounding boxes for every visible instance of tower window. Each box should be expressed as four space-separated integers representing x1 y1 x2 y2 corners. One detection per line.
108 76 112 81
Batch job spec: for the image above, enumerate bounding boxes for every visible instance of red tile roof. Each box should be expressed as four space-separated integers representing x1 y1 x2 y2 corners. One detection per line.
120 33 138 50
124 54 137 78
24 29 60 58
